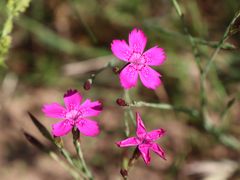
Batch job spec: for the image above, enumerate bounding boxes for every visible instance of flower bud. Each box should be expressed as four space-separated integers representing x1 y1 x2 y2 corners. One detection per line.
72 128 80 141
112 66 120 74
84 79 92 90
116 98 128 106
120 169 128 178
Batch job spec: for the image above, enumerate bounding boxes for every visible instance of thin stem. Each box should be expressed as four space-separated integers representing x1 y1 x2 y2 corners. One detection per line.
123 110 130 137
68 0 98 43
143 20 235 50
171 0 205 121
120 90 136 179
171 0 202 71
60 148 75 166
129 101 199 119
72 129 94 180
75 140 93 180
84 59 116 90
58 147 89 179
203 10 240 79
49 152 81 180
200 10 240 122
171 1 240 151
120 148 141 180
54 136 90 178
124 90 136 125
90 60 113 79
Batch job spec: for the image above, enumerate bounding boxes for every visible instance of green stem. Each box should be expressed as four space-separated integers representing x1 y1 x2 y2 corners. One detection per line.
202 10 240 79
49 152 81 180
124 90 135 125
72 129 94 180
123 110 130 137
68 0 97 43
171 0 205 121
143 20 235 50
88 59 115 81
84 58 117 90
120 148 140 180
129 101 199 119
200 10 240 123
60 148 75 166
76 141 93 180
171 0 202 71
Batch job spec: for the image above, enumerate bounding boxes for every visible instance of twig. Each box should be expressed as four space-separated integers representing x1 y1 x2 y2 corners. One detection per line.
63 56 114 76
83 58 117 90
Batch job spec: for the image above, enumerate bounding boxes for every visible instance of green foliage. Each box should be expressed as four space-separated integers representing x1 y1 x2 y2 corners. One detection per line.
0 0 31 65
25 113 93 179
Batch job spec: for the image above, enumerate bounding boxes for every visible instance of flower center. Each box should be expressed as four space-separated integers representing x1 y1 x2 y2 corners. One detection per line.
137 134 152 145
129 52 146 71
66 109 82 121
142 138 151 144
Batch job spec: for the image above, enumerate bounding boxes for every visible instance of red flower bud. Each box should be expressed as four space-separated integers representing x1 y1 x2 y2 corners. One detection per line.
120 169 128 178
116 98 128 106
84 79 92 90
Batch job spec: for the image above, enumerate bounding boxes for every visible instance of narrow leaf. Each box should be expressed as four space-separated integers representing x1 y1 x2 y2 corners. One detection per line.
28 112 53 142
23 131 47 152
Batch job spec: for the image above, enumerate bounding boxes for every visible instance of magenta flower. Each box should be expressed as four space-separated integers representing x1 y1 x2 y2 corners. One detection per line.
111 28 166 89
42 89 102 137
116 112 166 165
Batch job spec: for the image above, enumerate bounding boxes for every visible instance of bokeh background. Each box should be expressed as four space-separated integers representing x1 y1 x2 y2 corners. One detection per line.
0 0 240 179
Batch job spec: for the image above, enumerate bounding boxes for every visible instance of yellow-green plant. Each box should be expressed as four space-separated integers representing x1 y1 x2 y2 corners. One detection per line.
0 0 31 66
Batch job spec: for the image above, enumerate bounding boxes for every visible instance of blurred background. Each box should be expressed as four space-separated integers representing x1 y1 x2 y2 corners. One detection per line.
0 0 240 179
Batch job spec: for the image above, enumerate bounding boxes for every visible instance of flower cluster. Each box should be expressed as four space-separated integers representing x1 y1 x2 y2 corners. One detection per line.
42 28 167 167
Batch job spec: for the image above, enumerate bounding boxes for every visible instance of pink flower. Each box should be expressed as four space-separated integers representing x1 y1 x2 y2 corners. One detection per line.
116 112 166 165
111 28 166 89
42 89 102 137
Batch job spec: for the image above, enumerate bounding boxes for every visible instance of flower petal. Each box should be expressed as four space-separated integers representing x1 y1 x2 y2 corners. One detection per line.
80 99 102 117
119 64 138 89
128 28 147 54
76 118 100 136
116 137 140 147
139 66 161 89
42 103 66 119
138 144 151 165
146 128 165 141
151 143 166 160
64 89 82 110
136 112 147 139
52 119 74 137
143 46 166 66
111 40 133 62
